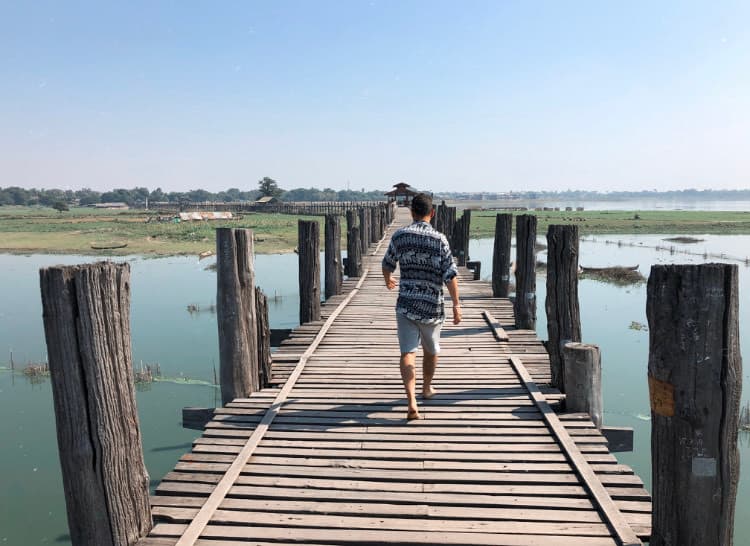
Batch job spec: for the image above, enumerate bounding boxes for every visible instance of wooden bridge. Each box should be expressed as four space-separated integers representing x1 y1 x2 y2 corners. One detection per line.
139 207 651 546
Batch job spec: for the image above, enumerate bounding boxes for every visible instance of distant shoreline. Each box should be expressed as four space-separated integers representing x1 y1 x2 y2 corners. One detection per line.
1 206 750 257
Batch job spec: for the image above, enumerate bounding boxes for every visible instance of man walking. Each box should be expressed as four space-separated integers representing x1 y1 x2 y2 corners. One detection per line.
382 193 461 420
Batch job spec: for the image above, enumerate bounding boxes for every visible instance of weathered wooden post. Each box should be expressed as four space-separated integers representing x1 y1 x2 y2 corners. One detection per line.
451 210 470 266
40 262 152 546
298 220 321 324
647 264 741 546
348 226 362 277
345 209 357 276
545 224 581 391
514 214 537 330
324 214 343 299
492 213 513 297
562 342 602 428
369 205 378 244
255 287 272 389
358 207 369 256
216 227 258 404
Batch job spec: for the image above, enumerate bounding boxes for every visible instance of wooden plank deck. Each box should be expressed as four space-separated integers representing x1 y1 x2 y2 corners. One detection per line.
140 208 651 546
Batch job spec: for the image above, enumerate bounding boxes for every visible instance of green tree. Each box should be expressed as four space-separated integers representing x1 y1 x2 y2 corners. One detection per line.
258 177 283 198
52 201 69 213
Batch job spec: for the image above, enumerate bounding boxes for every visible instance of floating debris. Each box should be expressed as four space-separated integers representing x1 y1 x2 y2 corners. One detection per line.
663 236 705 244
629 321 648 332
580 266 646 286
23 362 49 382
187 303 217 315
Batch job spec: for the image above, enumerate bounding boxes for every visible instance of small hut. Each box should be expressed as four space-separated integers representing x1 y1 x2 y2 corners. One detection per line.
255 196 279 205
385 182 419 206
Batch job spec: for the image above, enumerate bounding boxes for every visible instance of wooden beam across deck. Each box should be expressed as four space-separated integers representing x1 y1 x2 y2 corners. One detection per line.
140 207 650 546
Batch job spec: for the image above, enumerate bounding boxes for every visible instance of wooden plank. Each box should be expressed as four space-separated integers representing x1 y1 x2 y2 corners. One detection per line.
508 355 642 546
173 261 378 546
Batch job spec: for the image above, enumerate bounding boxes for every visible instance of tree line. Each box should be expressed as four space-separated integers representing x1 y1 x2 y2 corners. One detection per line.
0 178 387 208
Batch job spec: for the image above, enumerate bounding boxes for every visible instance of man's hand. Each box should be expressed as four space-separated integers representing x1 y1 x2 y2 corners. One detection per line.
452 304 462 325
383 269 397 290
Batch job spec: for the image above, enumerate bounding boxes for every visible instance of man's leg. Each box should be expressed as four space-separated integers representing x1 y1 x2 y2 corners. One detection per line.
419 321 442 399
396 313 421 420
422 350 438 399
400 352 420 419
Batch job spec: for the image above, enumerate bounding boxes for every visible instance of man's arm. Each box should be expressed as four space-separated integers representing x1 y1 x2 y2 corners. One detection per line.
382 267 396 290
440 234 461 324
446 276 461 324
382 237 398 290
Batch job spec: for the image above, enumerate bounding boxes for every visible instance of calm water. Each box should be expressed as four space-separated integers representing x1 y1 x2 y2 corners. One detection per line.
1 235 748 543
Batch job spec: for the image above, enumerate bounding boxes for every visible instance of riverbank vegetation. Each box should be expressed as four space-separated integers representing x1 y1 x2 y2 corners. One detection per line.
471 209 750 238
0 206 321 255
3 205 750 256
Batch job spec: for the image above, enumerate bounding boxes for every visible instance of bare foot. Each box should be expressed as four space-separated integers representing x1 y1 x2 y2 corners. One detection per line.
407 408 421 420
422 386 437 399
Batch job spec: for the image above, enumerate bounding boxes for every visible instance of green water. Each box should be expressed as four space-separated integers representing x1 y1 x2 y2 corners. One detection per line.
1 236 748 543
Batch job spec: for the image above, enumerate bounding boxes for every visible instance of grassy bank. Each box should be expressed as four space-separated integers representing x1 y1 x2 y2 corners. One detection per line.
471 209 750 238
2 206 750 256
0 206 321 255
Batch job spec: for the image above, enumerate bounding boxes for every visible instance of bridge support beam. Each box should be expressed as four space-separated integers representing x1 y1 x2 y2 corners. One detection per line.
546 224 581 391
40 262 152 546
216 228 259 404
298 220 321 324
492 213 512 297
514 214 537 330
647 264 741 546
324 214 343 299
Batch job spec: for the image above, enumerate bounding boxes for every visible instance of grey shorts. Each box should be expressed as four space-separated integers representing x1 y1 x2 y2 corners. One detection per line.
396 313 443 355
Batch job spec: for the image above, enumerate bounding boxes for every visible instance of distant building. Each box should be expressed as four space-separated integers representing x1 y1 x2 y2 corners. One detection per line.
178 212 234 222
255 196 279 205
385 182 419 206
90 202 130 210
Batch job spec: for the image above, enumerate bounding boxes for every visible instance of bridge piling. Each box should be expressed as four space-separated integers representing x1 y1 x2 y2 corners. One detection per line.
546 224 581 391
492 213 513 297
647 263 741 546
324 214 343 299
40 262 152 546
298 220 321 324
514 214 537 330
562 342 602 428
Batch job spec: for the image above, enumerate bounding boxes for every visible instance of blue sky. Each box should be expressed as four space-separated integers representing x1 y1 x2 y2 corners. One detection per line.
1 1 748 193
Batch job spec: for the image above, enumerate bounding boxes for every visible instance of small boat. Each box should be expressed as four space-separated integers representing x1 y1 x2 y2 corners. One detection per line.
90 242 128 250
581 265 639 272
198 250 214 260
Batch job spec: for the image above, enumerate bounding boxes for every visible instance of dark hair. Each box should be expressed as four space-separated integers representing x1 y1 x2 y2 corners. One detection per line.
411 193 433 217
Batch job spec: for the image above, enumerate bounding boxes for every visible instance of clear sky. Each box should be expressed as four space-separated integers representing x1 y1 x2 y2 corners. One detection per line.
1 1 748 193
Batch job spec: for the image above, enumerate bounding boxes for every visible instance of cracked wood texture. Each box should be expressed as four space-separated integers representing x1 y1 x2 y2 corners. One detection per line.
545 224 581 391
40 262 151 546
216 228 258 404
514 214 537 330
647 264 741 546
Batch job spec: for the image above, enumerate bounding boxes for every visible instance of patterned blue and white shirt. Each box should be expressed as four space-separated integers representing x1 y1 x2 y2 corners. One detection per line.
382 221 458 323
